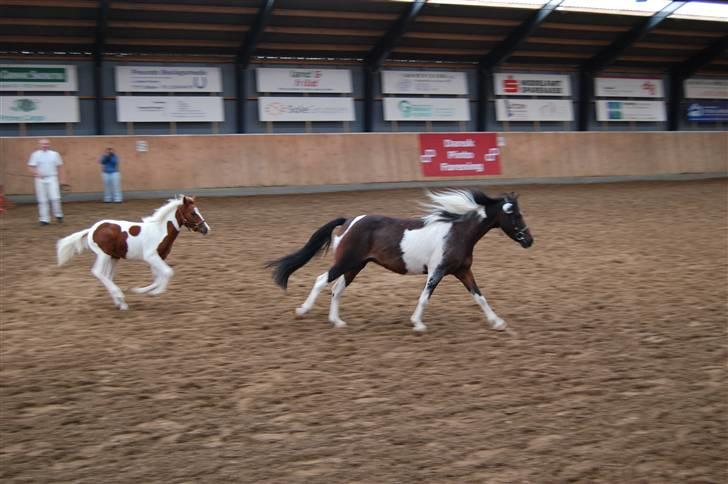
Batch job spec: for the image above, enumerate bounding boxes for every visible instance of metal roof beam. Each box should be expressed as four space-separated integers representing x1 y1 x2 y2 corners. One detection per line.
670 34 728 80
364 0 426 70
479 0 563 70
581 1 687 74
237 0 275 69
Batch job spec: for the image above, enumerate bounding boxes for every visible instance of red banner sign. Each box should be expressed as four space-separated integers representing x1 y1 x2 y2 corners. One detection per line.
418 132 501 177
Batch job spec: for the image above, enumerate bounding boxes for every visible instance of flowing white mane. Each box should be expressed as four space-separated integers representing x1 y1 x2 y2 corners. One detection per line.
142 197 184 223
421 189 487 225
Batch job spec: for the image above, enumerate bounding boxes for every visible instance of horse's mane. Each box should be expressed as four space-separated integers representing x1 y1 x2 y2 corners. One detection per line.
142 196 184 223
421 189 498 225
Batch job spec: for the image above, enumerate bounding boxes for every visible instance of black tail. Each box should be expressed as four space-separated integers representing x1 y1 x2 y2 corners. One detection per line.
266 217 347 289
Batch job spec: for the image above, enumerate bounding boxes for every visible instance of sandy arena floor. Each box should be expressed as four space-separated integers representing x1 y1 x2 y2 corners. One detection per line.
1 179 726 483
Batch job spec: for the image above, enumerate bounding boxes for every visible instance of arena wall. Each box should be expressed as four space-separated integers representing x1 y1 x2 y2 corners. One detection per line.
1 132 726 196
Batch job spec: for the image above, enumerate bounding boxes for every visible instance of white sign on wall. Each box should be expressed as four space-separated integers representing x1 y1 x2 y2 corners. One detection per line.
256 68 352 93
0 96 79 123
494 73 571 97
595 77 664 98
115 66 222 92
496 99 573 122
0 64 78 91
116 96 224 122
596 100 666 122
383 98 470 121
258 97 355 122
381 71 468 95
684 78 728 99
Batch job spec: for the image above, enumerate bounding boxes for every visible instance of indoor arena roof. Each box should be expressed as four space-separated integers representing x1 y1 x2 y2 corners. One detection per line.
0 0 726 74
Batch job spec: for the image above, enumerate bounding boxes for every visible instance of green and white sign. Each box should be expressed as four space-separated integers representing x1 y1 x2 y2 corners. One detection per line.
0 64 78 91
383 97 470 121
0 96 80 123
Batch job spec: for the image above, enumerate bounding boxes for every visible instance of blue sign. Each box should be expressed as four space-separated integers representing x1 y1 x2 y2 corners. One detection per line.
687 101 728 122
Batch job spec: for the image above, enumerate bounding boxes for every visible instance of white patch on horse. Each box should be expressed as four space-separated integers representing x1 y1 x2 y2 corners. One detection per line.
421 189 486 225
332 214 366 251
400 222 452 275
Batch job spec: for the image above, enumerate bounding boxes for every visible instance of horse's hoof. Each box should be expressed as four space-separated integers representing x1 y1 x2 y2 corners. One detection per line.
413 323 427 332
131 287 146 294
331 320 347 328
490 318 507 331
295 307 308 317
119 303 129 311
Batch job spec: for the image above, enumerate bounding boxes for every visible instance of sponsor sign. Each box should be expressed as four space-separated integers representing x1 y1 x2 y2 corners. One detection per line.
0 96 79 123
496 99 573 121
418 133 501 177
596 100 666 122
0 64 78 91
115 66 222 92
494 73 571 97
594 77 664 98
256 68 352 93
687 101 728 122
258 97 354 121
381 71 468 95
383 97 470 121
684 78 728 100
116 96 224 122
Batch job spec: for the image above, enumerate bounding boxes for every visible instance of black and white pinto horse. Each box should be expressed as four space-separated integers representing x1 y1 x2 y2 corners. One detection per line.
267 189 533 331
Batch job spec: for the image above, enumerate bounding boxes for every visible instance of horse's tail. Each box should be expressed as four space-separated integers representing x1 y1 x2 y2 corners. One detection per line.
57 228 91 266
266 217 347 289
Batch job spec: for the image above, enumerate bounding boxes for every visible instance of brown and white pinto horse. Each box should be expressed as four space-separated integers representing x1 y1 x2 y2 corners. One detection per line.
57 195 209 309
267 189 533 332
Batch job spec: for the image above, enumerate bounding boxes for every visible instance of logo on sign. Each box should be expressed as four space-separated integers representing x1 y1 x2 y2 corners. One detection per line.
503 76 519 94
10 98 37 112
642 80 656 96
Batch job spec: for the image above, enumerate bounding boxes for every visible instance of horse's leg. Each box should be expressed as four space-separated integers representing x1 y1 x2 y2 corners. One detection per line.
131 264 161 294
91 254 128 310
328 262 366 328
455 268 506 330
296 272 329 316
144 254 174 295
409 268 445 332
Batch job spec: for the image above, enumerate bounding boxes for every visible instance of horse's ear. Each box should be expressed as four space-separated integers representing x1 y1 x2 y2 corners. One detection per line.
183 195 192 205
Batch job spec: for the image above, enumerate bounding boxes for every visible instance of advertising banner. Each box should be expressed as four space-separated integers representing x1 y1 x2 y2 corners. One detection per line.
0 64 78 91
381 71 468 95
596 100 666 122
0 96 79 123
418 132 501 177
258 97 355 121
494 73 571 97
256 68 352 93
116 96 224 122
687 101 728 122
115 66 222 92
496 98 573 121
684 78 728 99
594 77 664 98
383 97 470 121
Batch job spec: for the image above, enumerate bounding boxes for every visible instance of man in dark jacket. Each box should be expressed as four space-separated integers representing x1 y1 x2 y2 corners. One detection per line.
100 147 122 203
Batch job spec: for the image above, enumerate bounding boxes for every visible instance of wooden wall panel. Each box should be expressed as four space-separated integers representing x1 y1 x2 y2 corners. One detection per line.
1 132 725 196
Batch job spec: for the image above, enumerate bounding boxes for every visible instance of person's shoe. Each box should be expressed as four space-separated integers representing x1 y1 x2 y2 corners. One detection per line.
56 217 63 223
40 221 50 226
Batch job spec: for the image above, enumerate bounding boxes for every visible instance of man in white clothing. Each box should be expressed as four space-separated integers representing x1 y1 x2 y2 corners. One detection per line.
27 139 66 225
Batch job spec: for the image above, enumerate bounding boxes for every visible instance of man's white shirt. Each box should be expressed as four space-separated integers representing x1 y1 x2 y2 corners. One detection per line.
28 150 63 177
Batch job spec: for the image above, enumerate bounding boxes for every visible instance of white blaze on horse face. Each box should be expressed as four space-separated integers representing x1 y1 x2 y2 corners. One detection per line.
332 214 366 251
400 222 452 275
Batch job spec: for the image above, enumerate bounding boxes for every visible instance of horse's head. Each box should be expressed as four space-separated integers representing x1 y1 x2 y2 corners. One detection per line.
178 196 210 235
494 193 532 248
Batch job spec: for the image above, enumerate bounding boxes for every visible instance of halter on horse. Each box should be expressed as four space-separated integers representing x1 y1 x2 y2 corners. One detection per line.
267 189 533 332
56 195 210 309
